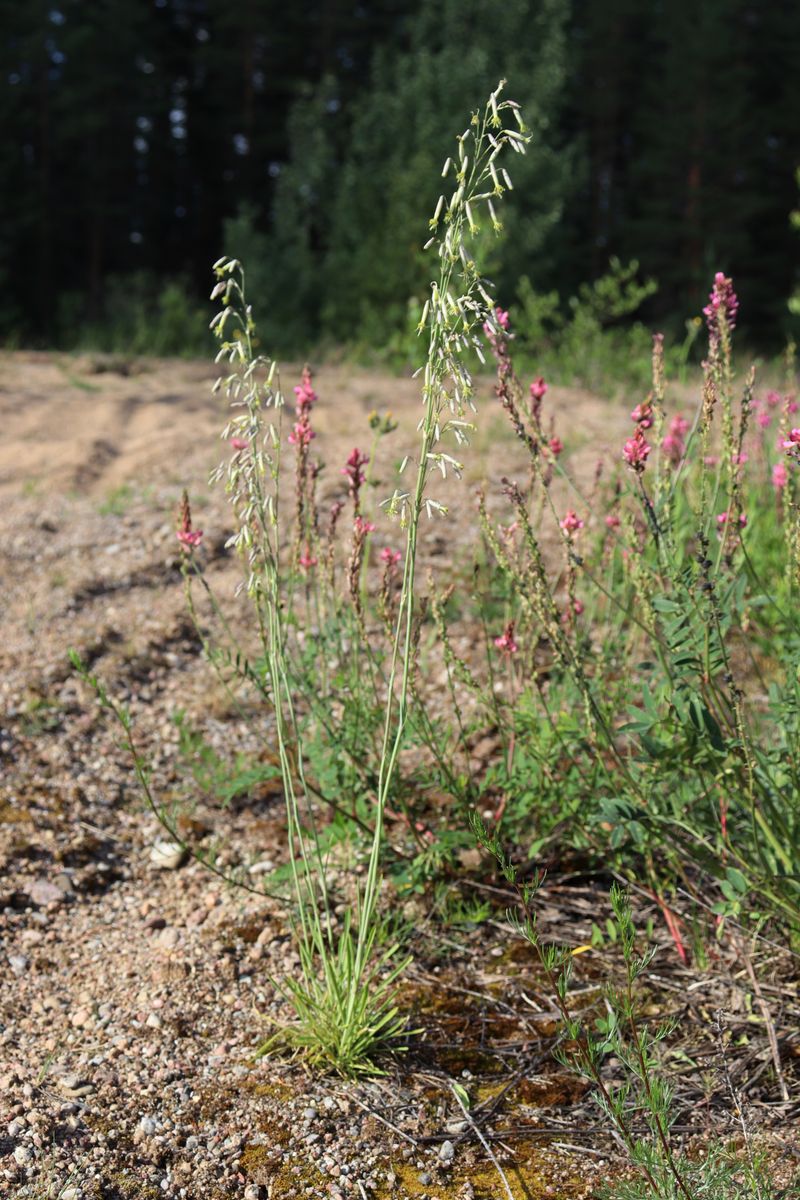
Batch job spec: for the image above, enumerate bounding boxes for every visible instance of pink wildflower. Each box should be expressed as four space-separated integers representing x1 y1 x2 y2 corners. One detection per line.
380 547 402 566
176 490 202 551
293 364 318 416
766 389 782 409
288 421 315 447
731 452 748 466
560 509 584 534
661 434 683 464
548 435 563 457
717 511 747 529
572 598 584 616
772 462 788 490
704 455 719 467
703 271 739 334
630 401 653 429
782 429 800 455
530 377 548 401
623 428 651 472
342 447 369 489
605 514 620 529
354 516 376 535
757 410 771 429
298 549 317 570
229 436 249 451
494 621 519 655
670 414 690 439
789 398 799 415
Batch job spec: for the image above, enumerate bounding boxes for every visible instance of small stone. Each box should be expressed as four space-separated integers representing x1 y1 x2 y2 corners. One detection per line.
146 1012 163 1030
438 1139 455 1164
28 879 66 907
418 1174 431 1187
149 841 187 870
8 955 28 976
244 1186 262 1200
248 860 275 876
71 1007 94 1029
13 1145 34 1165
62 1189 82 1200
303 1107 317 1121
137 1116 158 1137
157 926 180 949
8 1118 27 1137
58 1075 95 1098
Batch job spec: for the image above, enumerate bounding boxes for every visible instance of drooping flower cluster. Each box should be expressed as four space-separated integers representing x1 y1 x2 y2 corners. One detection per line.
781 428 800 458
176 489 203 551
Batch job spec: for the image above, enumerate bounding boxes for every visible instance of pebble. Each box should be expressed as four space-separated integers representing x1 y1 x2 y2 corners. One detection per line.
62 1190 82 1200
13 1145 34 1165
248 860 275 875
58 1075 95 1098
27 878 67 906
149 841 187 870
8 954 28 976
418 1173 431 1186
439 1139 455 1164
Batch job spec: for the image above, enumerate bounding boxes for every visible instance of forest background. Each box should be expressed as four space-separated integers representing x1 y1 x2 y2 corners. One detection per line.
2 0 799 359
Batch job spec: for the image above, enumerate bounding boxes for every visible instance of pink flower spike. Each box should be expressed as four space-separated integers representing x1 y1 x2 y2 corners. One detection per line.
288 421 315 447
572 598 584 615
529 377 548 401
630 401 653 429
548 435 563 457
782 429 800 452
380 547 402 566
757 410 771 429
229 436 249 451
789 399 799 415
605 514 620 529
494 621 519 655
703 272 739 334
623 428 651 472
177 529 203 549
731 451 748 466
298 549 317 570
772 462 788 490
766 389 782 408
560 509 584 534
354 516 376 535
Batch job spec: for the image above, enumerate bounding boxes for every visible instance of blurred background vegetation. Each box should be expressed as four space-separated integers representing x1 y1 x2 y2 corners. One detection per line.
1 0 798 360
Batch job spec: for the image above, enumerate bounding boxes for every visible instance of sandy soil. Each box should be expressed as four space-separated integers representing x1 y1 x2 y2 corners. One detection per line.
1 351 797 1200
